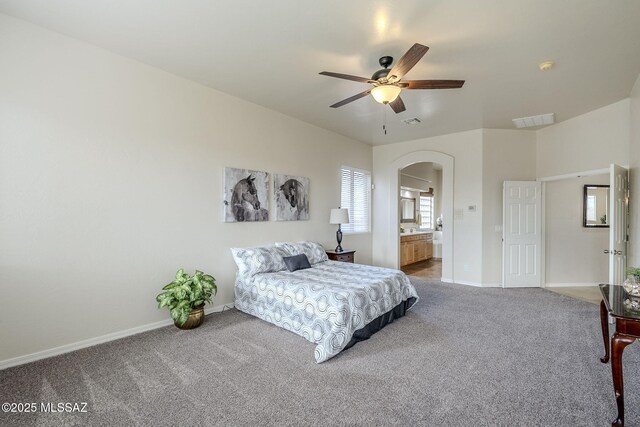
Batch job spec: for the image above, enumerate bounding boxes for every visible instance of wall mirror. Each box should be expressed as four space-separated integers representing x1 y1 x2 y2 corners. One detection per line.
583 185 610 228
401 197 416 223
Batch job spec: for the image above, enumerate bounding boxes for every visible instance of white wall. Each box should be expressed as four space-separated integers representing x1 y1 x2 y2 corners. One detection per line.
535 94 632 284
400 162 435 191
0 14 372 364
373 130 483 285
400 176 428 191
434 169 442 221
481 129 537 286
536 99 630 178
629 75 640 267
545 175 609 285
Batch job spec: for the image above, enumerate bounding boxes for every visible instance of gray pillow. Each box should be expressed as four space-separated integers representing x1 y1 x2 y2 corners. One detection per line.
276 241 329 264
230 245 288 276
283 254 311 272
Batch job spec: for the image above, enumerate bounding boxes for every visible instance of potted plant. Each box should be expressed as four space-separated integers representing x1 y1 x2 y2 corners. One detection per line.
156 269 217 329
627 267 640 279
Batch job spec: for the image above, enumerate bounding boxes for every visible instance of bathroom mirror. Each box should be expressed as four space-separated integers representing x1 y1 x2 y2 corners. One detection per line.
583 185 609 228
401 197 416 223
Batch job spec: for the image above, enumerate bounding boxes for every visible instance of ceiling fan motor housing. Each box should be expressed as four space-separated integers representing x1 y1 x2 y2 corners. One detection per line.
371 56 393 80
379 56 393 68
371 68 390 80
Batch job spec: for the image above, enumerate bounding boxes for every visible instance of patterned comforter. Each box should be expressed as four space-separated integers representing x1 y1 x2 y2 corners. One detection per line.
234 261 419 363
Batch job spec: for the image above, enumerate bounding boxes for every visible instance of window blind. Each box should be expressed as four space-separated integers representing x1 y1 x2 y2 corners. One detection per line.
340 166 371 233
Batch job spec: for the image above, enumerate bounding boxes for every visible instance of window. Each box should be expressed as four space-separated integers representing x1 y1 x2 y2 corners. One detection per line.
340 166 371 233
419 193 434 229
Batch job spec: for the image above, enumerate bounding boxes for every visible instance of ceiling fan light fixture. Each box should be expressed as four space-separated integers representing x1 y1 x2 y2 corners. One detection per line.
371 85 402 104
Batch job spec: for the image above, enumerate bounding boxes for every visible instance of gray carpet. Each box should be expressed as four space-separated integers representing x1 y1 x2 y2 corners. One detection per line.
1 279 637 426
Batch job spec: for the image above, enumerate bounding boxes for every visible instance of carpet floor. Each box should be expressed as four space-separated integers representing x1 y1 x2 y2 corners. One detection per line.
1 279 638 426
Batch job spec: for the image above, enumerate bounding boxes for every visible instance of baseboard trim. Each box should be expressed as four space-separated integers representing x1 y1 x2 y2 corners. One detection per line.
0 303 233 371
438 278 501 288
545 282 602 288
455 280 483 287
481 283 502 288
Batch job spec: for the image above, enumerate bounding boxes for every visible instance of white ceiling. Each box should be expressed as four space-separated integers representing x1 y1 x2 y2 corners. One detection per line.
2 0 640 145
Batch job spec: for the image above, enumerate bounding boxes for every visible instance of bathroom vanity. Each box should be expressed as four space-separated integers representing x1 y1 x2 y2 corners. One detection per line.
400 232 433 267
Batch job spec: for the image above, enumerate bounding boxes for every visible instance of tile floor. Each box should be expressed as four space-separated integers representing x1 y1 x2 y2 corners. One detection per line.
401 259 442 280
545 286 602 305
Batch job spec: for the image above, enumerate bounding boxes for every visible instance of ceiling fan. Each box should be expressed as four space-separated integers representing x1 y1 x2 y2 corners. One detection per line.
320 43 465 114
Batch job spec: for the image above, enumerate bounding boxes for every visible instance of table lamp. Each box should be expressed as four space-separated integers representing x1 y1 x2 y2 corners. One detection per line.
329 208 349 252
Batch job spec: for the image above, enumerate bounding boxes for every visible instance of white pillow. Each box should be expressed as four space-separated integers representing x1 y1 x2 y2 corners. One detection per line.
230 245 288 276
276 241 329 265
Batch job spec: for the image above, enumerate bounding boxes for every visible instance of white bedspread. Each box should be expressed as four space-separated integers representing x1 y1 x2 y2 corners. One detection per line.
234 261 419 363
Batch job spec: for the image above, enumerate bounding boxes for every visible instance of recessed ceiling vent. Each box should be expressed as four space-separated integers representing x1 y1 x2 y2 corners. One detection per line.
512 113 555 128
402 118 422 125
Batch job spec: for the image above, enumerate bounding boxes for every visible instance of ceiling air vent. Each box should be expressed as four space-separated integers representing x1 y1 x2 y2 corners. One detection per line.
512 113 554 128
402 118 422 125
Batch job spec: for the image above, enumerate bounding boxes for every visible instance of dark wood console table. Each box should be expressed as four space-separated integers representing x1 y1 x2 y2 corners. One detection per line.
599 284 640 427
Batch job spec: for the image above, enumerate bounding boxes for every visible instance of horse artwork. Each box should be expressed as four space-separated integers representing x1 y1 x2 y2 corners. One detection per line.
223 168 269 222
274 174 310 221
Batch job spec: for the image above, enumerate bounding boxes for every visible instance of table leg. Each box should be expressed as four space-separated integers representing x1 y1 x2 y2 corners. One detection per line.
601 300 610 363
611 333 636 427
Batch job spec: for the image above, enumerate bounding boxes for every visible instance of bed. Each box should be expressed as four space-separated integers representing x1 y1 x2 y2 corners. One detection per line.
232 242 419 363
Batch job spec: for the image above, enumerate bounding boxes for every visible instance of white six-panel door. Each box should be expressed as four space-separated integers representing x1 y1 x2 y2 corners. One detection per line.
503 181 542 288
608 164 628 286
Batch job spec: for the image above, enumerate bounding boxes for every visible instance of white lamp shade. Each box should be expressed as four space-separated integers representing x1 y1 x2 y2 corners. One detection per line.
329 208 349 225
371 85 402 104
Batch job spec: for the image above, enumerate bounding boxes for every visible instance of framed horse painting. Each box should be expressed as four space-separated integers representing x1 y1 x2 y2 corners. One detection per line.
223 167 270 222
274 174 310 221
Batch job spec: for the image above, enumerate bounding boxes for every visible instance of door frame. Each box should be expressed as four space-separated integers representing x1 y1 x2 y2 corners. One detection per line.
537 166 626 288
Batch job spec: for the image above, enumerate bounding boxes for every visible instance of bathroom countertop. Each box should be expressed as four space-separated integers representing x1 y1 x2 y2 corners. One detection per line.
400 229 433 236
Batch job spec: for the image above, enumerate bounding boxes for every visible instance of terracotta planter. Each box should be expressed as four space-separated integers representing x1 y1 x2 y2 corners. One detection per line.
175 305 205 330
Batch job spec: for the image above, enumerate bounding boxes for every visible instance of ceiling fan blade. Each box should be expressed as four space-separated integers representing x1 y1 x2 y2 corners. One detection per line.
402 79 465 89
389 96 406 114
388 43 430 81
319 71 374 83
329 90 372 108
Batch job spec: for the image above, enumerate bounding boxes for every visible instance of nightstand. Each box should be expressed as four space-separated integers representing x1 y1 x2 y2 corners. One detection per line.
325 249 355 263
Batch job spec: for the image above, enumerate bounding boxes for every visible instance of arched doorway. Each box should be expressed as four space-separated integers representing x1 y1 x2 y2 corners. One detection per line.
372 150 455 282
399 162 443 279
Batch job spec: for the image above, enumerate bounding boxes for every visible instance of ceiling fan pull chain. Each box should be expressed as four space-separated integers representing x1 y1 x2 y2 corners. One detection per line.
383 109 387 135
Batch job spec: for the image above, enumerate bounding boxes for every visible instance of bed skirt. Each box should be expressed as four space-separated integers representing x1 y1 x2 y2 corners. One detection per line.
343 296 417 352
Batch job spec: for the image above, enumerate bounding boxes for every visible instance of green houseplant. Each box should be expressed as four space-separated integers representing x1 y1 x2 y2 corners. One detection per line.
156 269 217 329
627 267 640 280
